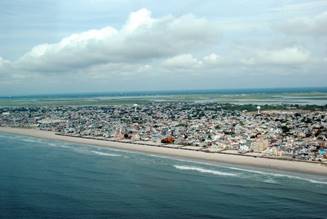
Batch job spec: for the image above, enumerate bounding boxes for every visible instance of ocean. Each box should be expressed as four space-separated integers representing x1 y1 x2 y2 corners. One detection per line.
1 133 327 219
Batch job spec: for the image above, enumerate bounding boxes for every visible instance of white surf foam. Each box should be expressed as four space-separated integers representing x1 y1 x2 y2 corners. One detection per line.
227 166 327 185
263 178 278 184
270 173 327 185
21 138 43 144
47 142 80 150
174 165 237 177
90 150 121 157
48 142 69 148
45 141 123 157
227 166 275 175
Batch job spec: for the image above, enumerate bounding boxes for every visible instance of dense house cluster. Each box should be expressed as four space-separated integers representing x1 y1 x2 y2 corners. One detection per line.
1 102 326 161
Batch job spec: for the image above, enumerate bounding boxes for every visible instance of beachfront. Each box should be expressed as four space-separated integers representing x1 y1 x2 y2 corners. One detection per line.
1 127 326 176
1 103 327 162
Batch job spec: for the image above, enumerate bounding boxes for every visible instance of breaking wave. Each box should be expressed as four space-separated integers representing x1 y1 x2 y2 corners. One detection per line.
21 138 44 144
269 173 327 185
263 178 278 184
226 166 327 185
174 165 238 176
90 150 122 157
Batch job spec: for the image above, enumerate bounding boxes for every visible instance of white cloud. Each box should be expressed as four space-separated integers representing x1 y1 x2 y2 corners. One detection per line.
11 8 220 74
0 57 9 66
81 62 151 79
270 1 327 14
0 6 325 93
203 53 224 65
241 47 311 65
278 11 327 36
161 52 227 72
123 8 153 33
0 57 11 74
163 54 201 69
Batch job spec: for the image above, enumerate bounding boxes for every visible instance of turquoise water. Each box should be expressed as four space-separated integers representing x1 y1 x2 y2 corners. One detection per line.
0 133 327 219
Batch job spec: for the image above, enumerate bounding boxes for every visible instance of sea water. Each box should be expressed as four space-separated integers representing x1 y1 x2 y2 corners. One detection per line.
0 133 326 219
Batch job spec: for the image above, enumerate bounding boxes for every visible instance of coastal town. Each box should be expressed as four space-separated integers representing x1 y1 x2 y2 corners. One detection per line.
0 102 326 163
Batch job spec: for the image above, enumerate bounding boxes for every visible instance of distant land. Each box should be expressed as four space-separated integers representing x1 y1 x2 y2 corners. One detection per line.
1 87 327 99
1 87 327 107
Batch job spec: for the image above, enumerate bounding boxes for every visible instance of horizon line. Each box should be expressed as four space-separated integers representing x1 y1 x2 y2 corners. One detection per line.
1 86 327 99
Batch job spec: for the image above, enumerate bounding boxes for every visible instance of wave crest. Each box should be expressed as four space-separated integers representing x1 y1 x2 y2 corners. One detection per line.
174 165 237 176
91 150 121 157
227 166 327 185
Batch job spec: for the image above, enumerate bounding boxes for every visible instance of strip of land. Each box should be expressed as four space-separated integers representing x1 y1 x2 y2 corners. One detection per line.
0 127 327 176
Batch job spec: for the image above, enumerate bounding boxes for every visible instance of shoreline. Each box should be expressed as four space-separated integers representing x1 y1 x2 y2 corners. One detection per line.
1 127 327 176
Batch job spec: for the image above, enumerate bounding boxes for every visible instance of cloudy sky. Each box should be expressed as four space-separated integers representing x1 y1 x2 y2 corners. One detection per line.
0 0 326 95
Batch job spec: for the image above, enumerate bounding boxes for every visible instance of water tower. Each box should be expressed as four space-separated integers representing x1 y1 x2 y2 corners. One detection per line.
133 104 138 113
257 106 261 114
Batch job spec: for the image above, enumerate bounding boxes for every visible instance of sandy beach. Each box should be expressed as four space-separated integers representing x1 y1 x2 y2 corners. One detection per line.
0 127 326 176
